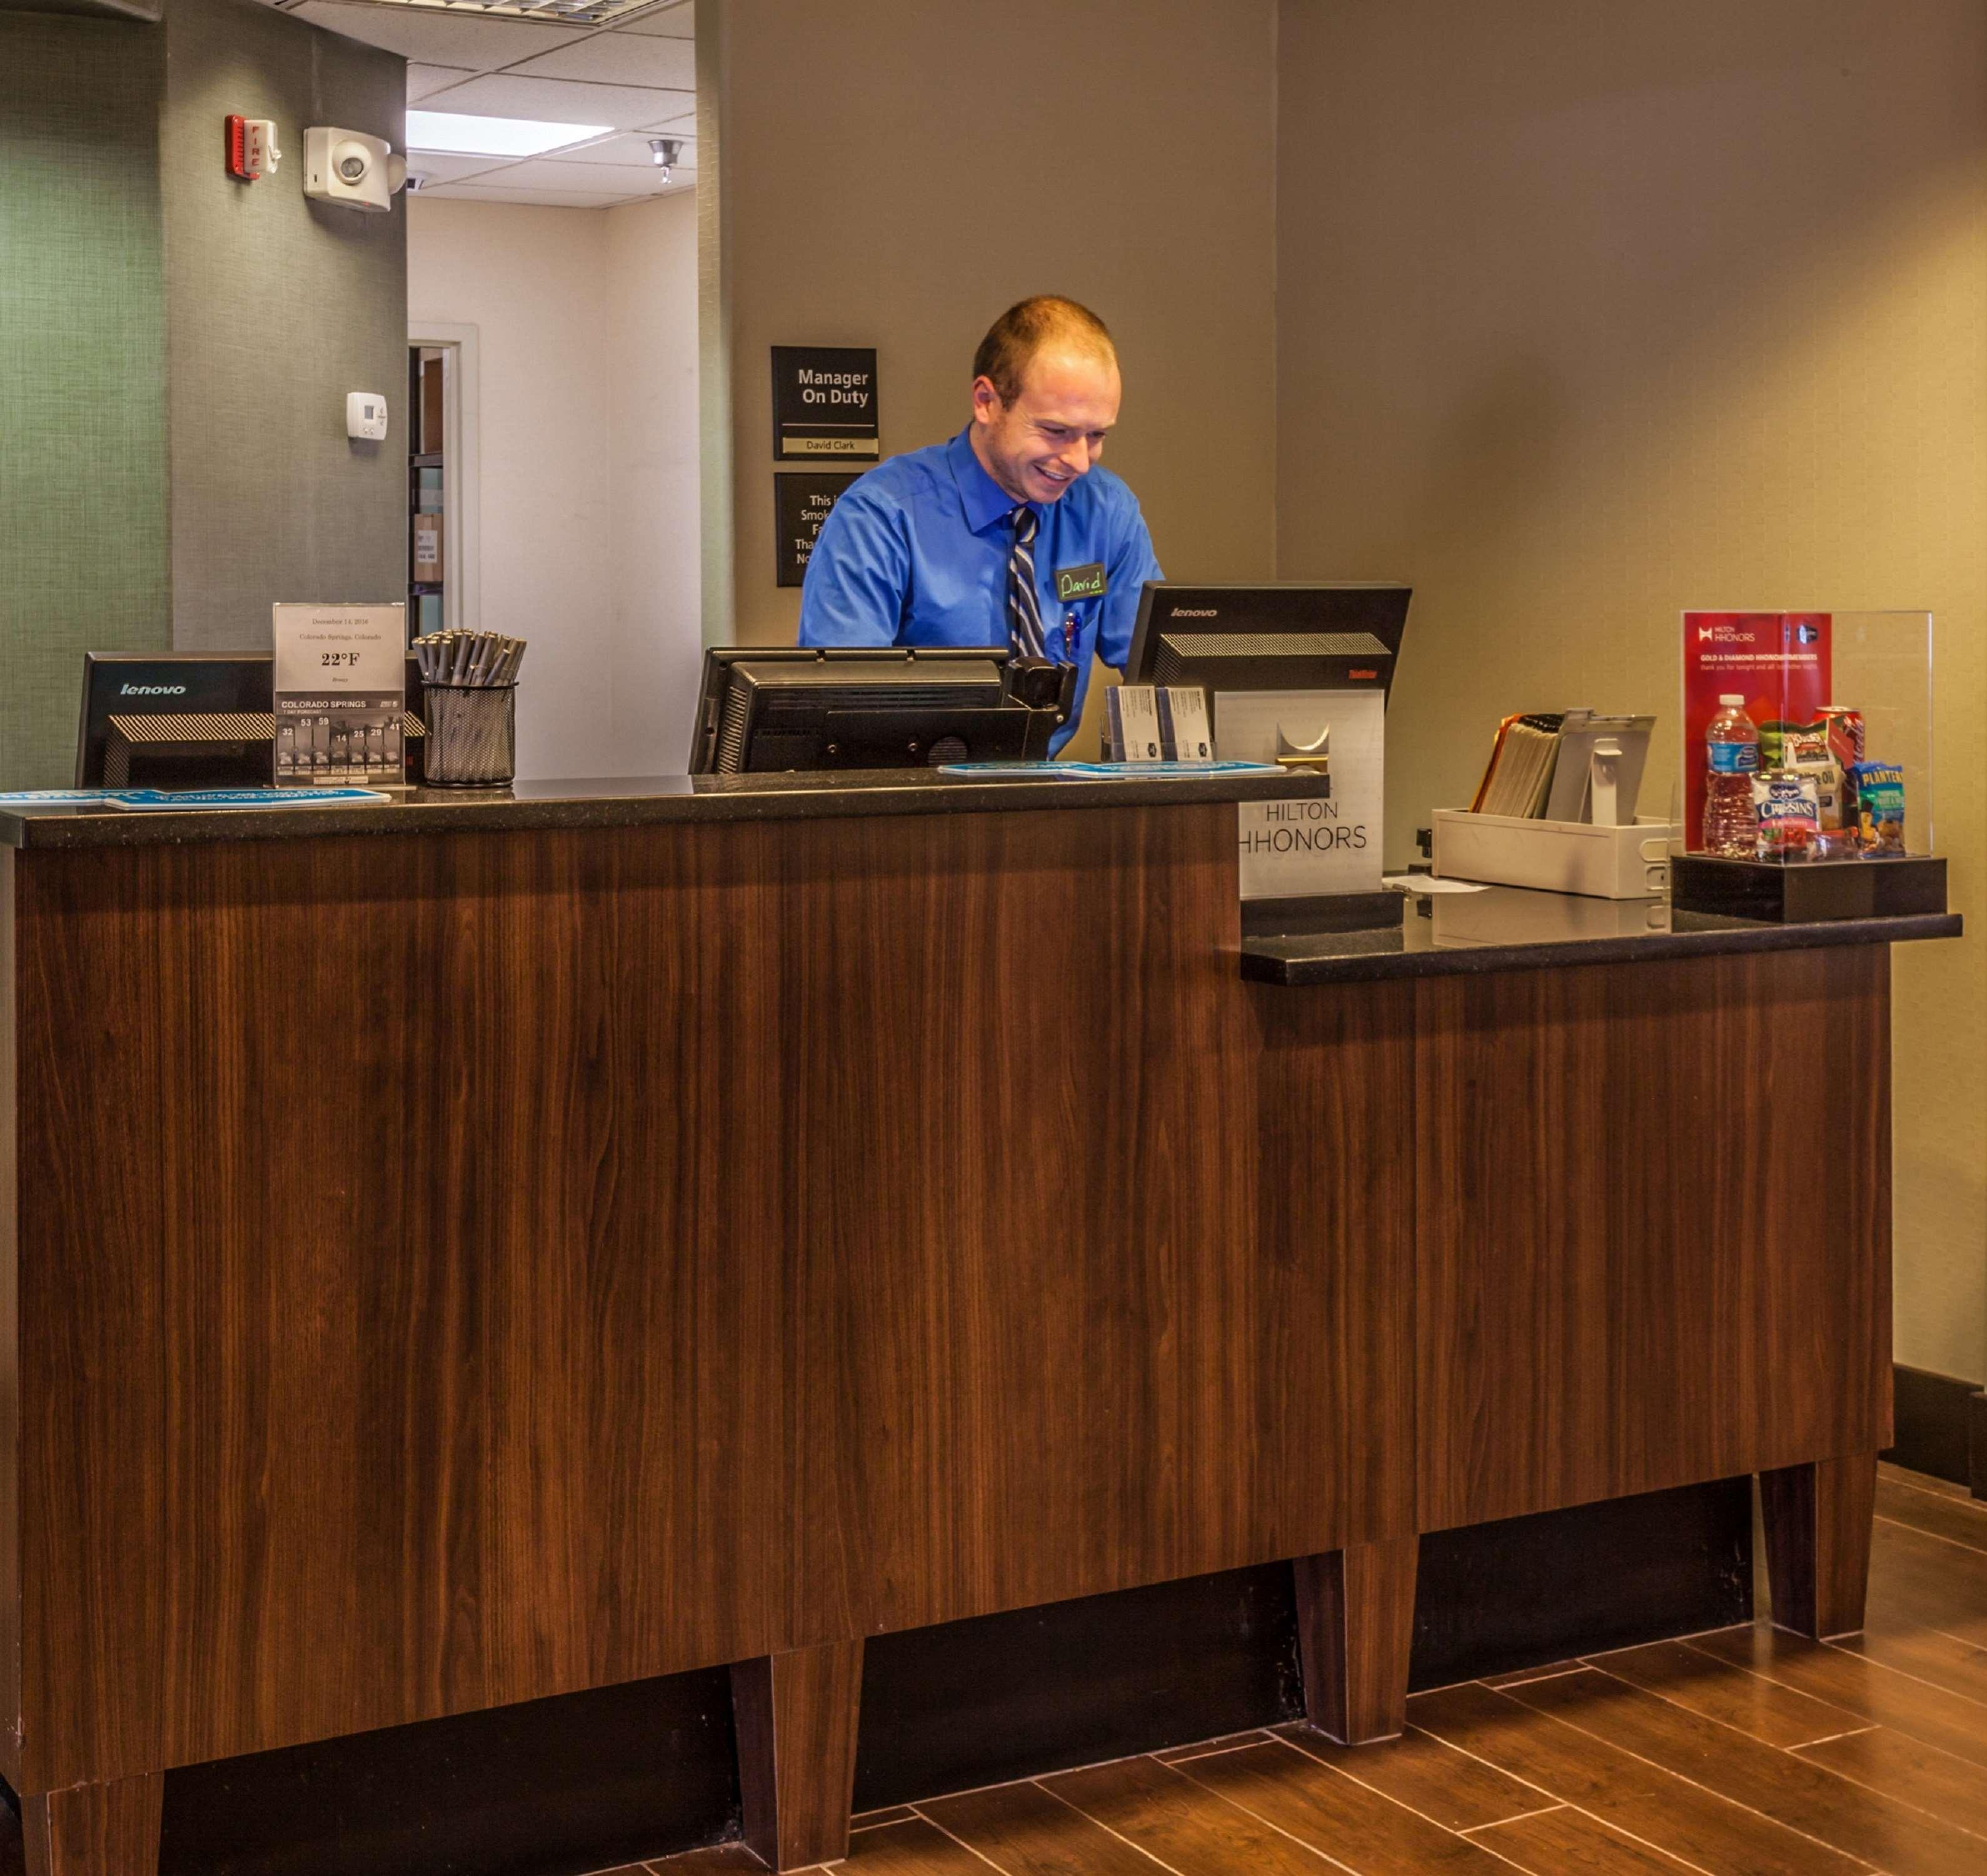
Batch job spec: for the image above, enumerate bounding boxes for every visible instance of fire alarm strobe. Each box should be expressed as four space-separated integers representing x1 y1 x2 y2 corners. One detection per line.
226 116 280 182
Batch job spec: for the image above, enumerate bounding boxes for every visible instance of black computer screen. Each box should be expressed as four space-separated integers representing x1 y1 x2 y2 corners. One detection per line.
1124 583 1412 705
76 652 426 787
685 647 1072 774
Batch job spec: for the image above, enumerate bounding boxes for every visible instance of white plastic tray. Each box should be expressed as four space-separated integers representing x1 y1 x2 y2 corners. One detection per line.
1432 810 1678 900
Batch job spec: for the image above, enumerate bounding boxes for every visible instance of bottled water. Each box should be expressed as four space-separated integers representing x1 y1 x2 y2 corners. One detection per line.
1703 693 1759 857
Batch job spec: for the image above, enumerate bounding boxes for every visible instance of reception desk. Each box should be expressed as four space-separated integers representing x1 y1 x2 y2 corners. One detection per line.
0 774 1955 1875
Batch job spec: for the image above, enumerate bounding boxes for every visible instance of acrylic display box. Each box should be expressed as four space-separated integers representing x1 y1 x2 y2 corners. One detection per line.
1671 609 1941 920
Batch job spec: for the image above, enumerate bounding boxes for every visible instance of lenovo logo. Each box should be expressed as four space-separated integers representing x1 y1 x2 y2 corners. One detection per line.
1169 608 1218 618
119 683 187 697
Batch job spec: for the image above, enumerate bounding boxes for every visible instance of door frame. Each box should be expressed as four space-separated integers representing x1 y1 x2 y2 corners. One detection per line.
408 321 481 633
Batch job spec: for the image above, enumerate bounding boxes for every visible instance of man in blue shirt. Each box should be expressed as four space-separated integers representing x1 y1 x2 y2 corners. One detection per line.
798 296 1163 752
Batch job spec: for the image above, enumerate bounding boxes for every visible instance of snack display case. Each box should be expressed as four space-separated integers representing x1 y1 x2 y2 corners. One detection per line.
1671 610 1941 920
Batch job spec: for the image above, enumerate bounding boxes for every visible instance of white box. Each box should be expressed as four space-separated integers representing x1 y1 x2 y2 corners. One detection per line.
1432 809 1678 899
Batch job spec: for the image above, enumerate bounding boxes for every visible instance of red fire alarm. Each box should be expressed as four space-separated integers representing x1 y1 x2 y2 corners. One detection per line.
225 115 281 182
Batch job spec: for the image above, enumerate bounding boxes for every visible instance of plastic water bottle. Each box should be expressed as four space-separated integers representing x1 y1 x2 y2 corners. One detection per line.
1703 693 1759 857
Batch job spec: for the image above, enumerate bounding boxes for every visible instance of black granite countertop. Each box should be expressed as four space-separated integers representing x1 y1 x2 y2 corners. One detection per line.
1242 881 1962 984
0 767 1328 850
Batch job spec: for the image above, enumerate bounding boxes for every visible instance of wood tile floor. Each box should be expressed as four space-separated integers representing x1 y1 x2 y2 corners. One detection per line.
636 1463 1987 1875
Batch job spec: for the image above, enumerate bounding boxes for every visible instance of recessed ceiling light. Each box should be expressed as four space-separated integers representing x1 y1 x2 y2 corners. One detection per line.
406 111 611 158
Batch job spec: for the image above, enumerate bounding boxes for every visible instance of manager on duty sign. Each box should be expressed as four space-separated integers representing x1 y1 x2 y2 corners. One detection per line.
772 346 879 461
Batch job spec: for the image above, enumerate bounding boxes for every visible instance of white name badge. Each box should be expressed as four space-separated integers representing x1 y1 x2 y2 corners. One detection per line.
1217 688 1385 899
272 603 406 787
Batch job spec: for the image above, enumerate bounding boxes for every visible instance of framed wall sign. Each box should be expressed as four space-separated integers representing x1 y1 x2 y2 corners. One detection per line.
772 346 879 461
775 472 861 587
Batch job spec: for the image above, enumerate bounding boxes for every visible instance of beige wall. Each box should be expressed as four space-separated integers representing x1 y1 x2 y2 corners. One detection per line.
703 0 1280 749
410 193 702 777
1275 0 1987 1379
608 190 706 772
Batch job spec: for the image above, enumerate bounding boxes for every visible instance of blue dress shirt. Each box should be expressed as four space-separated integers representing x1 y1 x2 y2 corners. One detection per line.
797 426 1163 752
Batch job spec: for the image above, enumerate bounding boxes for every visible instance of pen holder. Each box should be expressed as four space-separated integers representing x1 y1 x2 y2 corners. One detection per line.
422 682 516 786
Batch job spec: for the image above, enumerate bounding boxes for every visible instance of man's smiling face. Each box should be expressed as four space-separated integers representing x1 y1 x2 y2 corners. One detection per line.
970 346 1122 507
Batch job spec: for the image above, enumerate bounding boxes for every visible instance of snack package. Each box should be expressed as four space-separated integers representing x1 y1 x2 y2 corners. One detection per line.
1753 770 1821 861
1789 757 1846 830
1850 760 1906 855
1759 717 1830 769
1821 707 1866 829
1821 705 1864 769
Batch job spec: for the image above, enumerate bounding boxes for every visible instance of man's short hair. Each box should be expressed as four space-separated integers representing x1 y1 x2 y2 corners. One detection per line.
973 296 1117 406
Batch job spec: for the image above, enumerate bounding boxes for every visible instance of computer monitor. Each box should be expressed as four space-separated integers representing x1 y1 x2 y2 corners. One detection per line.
1124 582 1412 708
77 650 426 787
686 647 1074 775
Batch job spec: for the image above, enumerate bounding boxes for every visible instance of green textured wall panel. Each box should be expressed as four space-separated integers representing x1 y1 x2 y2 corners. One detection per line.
164 0 409 648
0 16 169 787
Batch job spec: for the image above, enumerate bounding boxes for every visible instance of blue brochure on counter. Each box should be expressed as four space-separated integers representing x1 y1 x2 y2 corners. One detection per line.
0 789 132 803
938 760 1282 780
101 787 390 811
0 787 390 810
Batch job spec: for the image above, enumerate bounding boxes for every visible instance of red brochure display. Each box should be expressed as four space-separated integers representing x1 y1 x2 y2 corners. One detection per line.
1681 612 1831 852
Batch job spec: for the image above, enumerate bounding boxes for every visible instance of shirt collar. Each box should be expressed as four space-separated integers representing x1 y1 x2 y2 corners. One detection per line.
946 426 1032 536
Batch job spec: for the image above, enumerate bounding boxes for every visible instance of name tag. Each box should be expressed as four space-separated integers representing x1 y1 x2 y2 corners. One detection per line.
1055 562 1108 603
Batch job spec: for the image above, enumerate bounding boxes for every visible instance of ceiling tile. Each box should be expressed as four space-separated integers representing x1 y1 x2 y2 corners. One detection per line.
423 182 625 208
401 150 512 184
508 32 692 88
488 154 689 193
425 71 692 132
617 1 692 38
537 128 693 167
605 181 695 207
408 63 477 103
292 3 579 70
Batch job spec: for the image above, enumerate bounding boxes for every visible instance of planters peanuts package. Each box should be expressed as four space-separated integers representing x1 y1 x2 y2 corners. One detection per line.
1850 761 1906 855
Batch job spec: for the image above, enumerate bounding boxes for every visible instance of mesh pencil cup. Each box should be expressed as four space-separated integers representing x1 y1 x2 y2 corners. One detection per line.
422 682 516 786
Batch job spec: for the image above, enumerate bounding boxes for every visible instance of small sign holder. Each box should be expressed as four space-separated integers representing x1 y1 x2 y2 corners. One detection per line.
272 603 407 786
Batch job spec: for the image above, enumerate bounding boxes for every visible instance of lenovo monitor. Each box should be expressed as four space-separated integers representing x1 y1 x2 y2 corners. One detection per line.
78 651 426 787
1125 582 1412 712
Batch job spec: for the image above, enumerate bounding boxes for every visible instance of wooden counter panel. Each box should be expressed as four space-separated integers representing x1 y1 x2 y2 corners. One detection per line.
1250 978 1418 1557
0 852 21 1794
13 827 795 1790
8 803 1414 1789
782 807 1414 1637
1416 947 1891 1533
6 811 1896 1807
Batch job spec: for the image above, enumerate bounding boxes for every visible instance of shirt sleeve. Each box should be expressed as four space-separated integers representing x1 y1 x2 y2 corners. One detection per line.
1094 498 1164 673
797 483 910 646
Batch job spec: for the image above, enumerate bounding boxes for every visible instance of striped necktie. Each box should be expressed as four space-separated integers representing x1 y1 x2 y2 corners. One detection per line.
1006 506 1047 658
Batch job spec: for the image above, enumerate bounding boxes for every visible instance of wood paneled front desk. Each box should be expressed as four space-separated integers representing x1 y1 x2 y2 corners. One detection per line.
0 774 1958 1875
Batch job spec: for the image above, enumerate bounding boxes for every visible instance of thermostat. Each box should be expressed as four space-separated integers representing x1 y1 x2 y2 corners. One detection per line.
346 393 388 441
